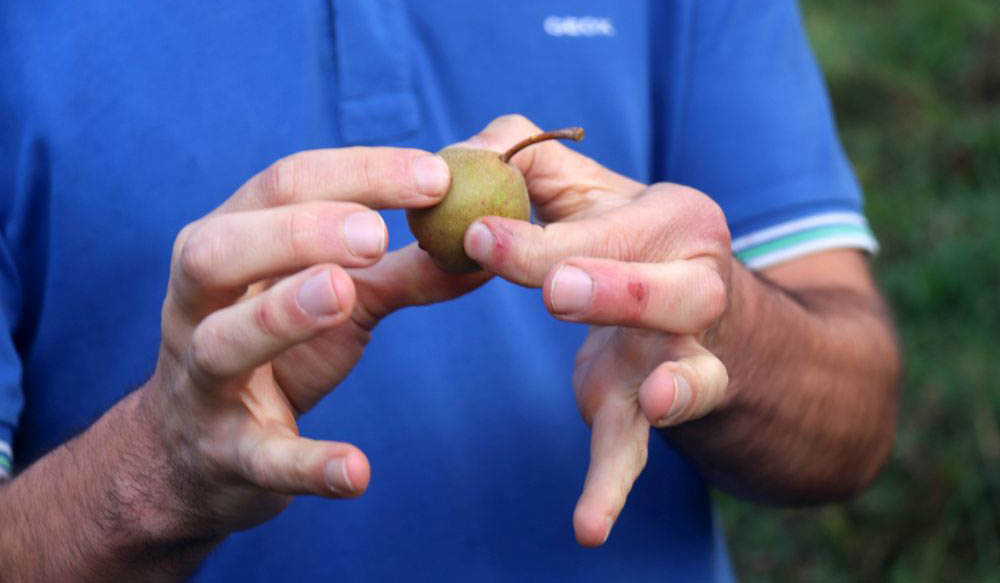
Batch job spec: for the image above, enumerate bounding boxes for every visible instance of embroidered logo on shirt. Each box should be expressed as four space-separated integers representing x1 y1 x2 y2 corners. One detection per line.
543 16 616 38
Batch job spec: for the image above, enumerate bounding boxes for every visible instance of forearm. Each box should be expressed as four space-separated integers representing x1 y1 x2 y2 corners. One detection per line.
666 258 901 504
0 389 221 582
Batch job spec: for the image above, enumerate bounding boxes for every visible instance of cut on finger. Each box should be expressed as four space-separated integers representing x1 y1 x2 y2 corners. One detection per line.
543 258 727 334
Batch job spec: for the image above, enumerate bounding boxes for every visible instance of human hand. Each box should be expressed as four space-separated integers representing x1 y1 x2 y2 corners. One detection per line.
460 116 732 546
135 148 487 535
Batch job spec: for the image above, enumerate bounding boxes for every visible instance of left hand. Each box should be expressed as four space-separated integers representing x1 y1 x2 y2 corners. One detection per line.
459 115 733 546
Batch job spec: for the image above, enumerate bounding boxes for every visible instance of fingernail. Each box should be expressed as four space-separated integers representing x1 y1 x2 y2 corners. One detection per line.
657 374 692 426
602 516 614 544
465 222 494 263
550 265 593 314
298 271 340 317
324 457 355 496
413 155 450 195
343 211 386 257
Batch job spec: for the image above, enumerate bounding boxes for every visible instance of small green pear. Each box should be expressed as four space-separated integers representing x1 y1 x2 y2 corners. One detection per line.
407 127 584 273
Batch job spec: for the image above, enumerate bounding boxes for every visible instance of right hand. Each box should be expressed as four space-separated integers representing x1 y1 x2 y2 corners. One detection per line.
132 147 487 535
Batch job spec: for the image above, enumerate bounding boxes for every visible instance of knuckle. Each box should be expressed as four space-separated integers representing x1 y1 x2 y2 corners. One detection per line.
187 320 229 383
642 182 678 201
608 231 639 261
252 297 285 339
710 358 730 398
648 184 730 265
514 222 549 276
690 193 731 252
496 113 536 132
286 207 319 260
670 184 703 203
387 150 417 185
356 148 416 196
352 148 415 196
595 217 640 261
353 148 379 194
705 207 731 252
171 222 199 265
261 154 300 206
245 442 277 489
699 271 728 328
177 225 220 286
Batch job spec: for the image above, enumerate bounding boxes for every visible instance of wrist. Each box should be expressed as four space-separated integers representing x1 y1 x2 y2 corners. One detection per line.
100 384 224 548
1 382 224 581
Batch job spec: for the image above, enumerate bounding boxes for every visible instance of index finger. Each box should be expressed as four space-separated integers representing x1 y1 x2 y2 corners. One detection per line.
215 147 451 215
464 184 728 287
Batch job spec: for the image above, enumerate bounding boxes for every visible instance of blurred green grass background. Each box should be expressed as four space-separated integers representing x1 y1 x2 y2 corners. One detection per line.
718 1 1000 581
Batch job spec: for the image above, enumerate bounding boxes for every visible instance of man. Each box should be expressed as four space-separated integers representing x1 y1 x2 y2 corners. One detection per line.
0 1 899 580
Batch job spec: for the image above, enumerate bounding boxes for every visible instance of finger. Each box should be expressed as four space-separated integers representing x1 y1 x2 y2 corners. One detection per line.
170 202 386 319
185 265 356 387
265 243 492 409
465 114 641 220
638 338 729 427
348 243 492 327
543 259 727 334
269 320 366 416
464 184 730 287
464 210 644 287
216 147 451 214
464 218 602 287
573 400 651 547
236 431 370 497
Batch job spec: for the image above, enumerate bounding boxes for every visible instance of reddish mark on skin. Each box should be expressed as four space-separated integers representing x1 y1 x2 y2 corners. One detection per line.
624 279 650 323
627 281 646 303
254 300 279 336
485 221 516 265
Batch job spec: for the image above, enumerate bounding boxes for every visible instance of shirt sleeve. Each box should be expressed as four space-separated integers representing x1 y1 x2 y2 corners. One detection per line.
0 27 24 477
657 0 878 269
0 233 22 479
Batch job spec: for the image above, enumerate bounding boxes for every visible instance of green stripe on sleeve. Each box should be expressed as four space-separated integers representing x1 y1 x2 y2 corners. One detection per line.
735 223 873 262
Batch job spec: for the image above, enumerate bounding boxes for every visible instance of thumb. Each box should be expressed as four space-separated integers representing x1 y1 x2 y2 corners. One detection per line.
349 242 491 327
639 338 729 428
236 431 370 498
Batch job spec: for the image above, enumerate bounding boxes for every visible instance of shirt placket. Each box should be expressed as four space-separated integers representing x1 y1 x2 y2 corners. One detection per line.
329 0 420 144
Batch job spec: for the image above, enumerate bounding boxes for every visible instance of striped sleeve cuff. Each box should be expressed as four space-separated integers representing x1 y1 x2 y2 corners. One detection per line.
0 441 11 479
732 212 879 270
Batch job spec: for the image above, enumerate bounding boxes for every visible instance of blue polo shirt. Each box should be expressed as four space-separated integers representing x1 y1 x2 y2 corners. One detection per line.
0 1 876 581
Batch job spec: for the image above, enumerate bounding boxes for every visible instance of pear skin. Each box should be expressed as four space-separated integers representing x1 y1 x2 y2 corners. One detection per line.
407 148 529 272
406 127 584 273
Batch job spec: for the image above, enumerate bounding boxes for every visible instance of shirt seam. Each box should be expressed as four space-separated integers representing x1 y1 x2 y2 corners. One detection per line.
663 1 695 179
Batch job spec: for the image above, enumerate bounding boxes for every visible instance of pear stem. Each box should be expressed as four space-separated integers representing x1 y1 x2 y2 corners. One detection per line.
499 127 585 164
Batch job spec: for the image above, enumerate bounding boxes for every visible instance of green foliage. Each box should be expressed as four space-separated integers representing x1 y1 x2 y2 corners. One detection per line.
719 0 1000 581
